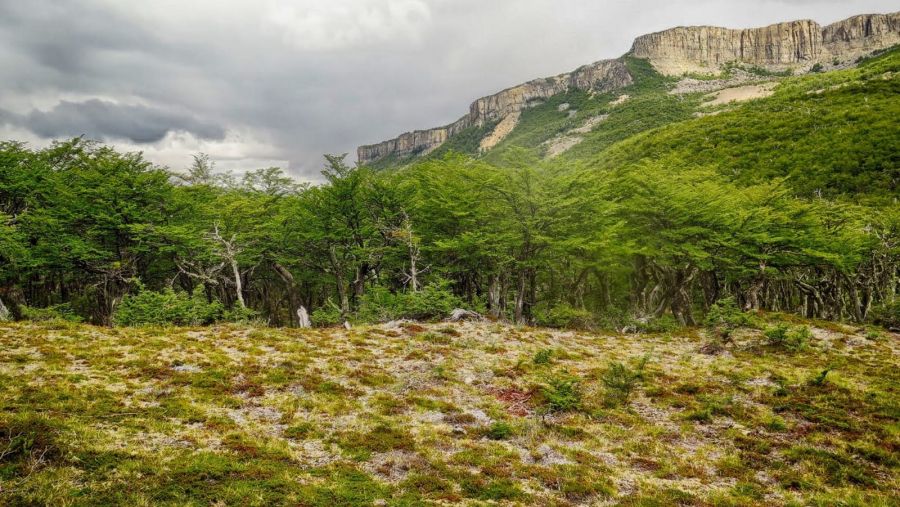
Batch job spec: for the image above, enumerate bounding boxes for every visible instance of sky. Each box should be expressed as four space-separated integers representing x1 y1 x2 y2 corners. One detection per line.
0 0 896 182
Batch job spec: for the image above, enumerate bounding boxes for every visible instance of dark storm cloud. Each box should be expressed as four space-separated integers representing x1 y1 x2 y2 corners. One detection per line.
0 0 896 179
3 99 226 144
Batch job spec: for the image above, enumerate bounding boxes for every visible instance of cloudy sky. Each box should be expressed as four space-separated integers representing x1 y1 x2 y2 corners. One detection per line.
0 0 895 181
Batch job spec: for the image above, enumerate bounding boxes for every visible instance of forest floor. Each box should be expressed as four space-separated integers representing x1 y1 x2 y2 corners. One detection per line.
0 316 897 506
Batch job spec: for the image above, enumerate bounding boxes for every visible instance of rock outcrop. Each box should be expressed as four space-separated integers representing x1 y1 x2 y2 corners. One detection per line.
358 59 631 165
631 12 900 75
358 11 899 165
822 12 900 62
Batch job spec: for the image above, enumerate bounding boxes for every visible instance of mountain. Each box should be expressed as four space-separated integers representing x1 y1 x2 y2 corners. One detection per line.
356 11 900 168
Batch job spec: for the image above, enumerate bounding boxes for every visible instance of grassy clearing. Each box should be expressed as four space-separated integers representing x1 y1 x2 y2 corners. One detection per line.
1 318 897 505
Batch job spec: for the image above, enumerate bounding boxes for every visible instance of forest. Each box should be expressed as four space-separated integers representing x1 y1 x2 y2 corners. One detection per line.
0 134 897 330
1 48 899 332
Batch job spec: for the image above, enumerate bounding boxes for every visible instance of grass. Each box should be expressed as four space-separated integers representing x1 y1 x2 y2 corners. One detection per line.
0 317 897 505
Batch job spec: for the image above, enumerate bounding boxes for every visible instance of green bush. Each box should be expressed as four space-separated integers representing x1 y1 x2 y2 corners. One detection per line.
20 303 83 323
764 324 811 352
113 286 224 326
355 286 400 322
533 348 553 365
312 302 343 327
222 304 260 324
540 373 582 413
533 302 594 329
869 299 899 329
704 297 753 330
355 280 464 323
397 280 464 320
628 314 680 333
485 421 513 440
601 355 648 407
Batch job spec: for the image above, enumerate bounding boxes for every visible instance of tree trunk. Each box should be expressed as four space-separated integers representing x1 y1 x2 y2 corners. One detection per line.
514 270 526 325
0 296 10 322
328 246 350 315
273 262 298 326
488 274 501 319
229 258 245 309
296 306 311 328
353 262 369 300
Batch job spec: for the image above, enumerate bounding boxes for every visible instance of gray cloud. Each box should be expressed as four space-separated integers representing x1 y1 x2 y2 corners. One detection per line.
3 99 225 144
0 0 896 179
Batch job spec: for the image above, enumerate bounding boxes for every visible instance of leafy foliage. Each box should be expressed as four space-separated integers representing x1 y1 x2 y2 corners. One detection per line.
113 286 225 327
540 373 582 413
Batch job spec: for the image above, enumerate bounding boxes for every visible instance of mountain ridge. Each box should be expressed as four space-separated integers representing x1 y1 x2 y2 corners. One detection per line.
357 11 900 166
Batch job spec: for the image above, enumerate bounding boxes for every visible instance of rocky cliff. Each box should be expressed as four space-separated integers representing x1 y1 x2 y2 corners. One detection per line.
822 12 900 62
631 12 900 75
358 59 631 165
358 11 899 165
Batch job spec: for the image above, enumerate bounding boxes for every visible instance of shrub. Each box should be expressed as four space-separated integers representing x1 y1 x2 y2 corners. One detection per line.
808 368 832 386
869 299 899 329
533 348 553 365
533 302 594 329
704 297 753 331
601 355 648 407
20 303 83 323
540 374 582 413
764 324 811 352
396 280 463 321
485 421 513 440
113 286 224 326
627 314 680 333
355 280 464 322
222 304 260 324
356 286 400 322
311 302 343 327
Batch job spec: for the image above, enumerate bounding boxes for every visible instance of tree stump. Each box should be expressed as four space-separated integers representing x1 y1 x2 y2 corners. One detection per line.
296 306 311 328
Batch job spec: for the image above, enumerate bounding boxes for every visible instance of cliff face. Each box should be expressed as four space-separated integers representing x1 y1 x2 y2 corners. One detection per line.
358 59 631 165
358 11 899 165
631 12 900 75
822 12 900 61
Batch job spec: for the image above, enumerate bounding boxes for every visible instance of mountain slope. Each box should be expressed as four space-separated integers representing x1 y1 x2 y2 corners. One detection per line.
589 47 900 201
356 11 899 170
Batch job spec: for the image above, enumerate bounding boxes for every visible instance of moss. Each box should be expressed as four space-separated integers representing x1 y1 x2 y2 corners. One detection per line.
1 319 898 505
337 423 414 460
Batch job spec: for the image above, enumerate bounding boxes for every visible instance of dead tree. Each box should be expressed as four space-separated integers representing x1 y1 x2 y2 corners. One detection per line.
0 296 9 321
210 223 245 308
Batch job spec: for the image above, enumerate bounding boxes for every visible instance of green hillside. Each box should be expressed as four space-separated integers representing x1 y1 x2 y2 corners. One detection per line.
403 47 899 202
590 48 900 202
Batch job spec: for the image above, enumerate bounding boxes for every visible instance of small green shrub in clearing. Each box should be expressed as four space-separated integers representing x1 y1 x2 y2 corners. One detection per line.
222 304 260 324
705 297 753 332
355 286 400 322
601 355 648 407
808 368 832 387
311 301 343 327
396 280 464 321
20 303 83 323
354 280 464 323
869 299 899 329
113 286 224 326
764 324 811 352
540 373 582 413
533 302 594 329
533 348 553 365
629 314 680 333
485 421 513 440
